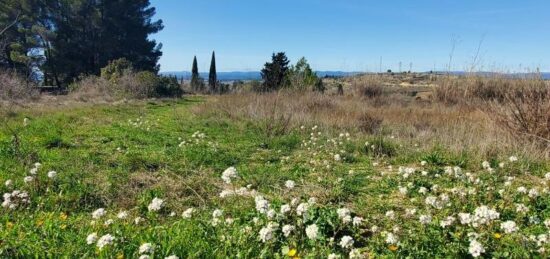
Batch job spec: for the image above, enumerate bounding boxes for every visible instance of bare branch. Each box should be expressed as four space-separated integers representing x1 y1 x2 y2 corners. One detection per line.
0 11 21 36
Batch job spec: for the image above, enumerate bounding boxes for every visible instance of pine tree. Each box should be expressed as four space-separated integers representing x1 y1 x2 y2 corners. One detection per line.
260 52 290 92
190 56 203 91
208 51 217 93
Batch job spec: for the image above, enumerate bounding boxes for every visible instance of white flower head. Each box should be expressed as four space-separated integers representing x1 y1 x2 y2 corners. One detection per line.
221 166 238 184
339 235 354 249
139 243 154 254
86 232 98 245
23 176 34 183
117 211 128 219
92 208 106 219
285 180 295 189
47 171 57 179
96 234 115 250
468 239 485 257
147 197 164 212
282 224 295 237
501 220 518 233
306 224 319 240
182 208 195 219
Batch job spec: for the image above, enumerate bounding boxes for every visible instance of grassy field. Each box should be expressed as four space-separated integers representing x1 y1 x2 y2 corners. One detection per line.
1 95 550 258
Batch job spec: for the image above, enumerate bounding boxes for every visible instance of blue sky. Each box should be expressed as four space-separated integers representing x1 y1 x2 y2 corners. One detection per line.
150 0 550 72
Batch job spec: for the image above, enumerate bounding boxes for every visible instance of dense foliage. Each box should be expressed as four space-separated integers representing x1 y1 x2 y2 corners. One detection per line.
0 0 163 87
260 52 290 92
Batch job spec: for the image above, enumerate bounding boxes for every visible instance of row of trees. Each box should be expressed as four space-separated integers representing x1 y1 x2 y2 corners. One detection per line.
191 51 225 93
0 0 163 87
260 52 324 92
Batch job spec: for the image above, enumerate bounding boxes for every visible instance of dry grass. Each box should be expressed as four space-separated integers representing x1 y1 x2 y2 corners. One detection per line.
192 88 544 159
0 70 39 101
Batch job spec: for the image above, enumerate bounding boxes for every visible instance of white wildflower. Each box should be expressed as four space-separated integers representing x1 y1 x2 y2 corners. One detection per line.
282 224 295 237
92 208 106 219
96 234 115 250
500 220 518 233
139 243 154 254
221 166 238 184
117 211 128 219
306 224 319 239
86 232 98 245
339 235 354 249
47 171 57 179
468 239 485 257
285 180 295 189
147 197 164 212
182 208 195 219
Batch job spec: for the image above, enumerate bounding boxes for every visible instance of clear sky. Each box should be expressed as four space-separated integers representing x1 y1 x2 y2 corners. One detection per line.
150 0 550 73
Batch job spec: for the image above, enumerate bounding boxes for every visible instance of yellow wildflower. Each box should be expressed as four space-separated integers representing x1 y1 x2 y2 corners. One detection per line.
494 233 502 239
287 248 297 257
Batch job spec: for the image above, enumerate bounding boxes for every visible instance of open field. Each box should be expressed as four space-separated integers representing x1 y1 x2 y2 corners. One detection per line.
1 84 550 257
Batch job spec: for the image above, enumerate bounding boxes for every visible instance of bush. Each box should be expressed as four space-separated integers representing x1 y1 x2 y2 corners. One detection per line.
0 70 39 101
485 79 550 148
352 76 384 98
357 113 383 134
100 58 133 81
70 71 183 100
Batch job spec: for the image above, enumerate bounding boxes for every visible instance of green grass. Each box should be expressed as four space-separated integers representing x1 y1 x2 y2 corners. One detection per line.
1 98 550 258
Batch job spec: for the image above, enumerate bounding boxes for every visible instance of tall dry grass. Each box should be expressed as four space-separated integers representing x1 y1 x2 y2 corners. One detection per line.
192 88 544 159
0 70 39 102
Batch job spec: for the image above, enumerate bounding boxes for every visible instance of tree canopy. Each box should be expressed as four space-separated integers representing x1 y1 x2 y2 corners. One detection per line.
0 0 163 87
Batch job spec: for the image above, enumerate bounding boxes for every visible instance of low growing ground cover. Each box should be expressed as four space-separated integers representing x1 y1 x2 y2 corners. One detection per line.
1 97 550 258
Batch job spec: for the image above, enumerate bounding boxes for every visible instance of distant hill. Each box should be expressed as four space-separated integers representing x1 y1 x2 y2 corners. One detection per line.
160 71 361 81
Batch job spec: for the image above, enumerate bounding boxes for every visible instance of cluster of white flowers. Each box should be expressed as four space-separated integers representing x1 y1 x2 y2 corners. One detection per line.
139 243 154 254
339 235 354 249
337 208 352 224
284 180 295 189
468 239 485 257
259 222 278 242
254 195 270 214
95 234 115 250
147 197 164 212
182 208 195 219
282 224 295 237
92 208 106 219
305 224 319 239
500 220 518 233
221 167 238 184
2 190 30 209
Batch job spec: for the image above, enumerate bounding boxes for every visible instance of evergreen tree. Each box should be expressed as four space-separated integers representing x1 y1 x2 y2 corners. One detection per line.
190 56 203 91
260 52 290 92
208 51 217 93
1 0 164 86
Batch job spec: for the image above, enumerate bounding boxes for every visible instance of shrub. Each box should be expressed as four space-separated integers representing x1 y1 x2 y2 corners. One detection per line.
485 79 550 148
100 58 133 81
352 76 384 98
0 70 38 101
357 113 383 134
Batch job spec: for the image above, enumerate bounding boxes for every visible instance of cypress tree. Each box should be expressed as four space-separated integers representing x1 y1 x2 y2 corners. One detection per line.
191 56 203 91
208 51 217 93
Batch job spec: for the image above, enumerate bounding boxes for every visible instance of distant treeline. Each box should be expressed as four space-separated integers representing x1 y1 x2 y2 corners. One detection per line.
0 0 163 87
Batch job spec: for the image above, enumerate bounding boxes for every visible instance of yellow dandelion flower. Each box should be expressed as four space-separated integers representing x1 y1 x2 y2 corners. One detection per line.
60 212 68 221
388 245 398 251
60 224 67 230
116 253 124 259
287 248 297 257
494 233 502 239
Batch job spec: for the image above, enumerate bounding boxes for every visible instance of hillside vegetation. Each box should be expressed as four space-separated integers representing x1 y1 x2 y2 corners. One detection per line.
2 82 550 257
